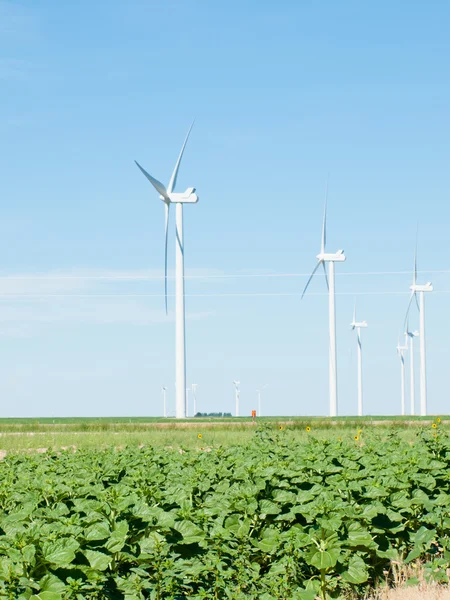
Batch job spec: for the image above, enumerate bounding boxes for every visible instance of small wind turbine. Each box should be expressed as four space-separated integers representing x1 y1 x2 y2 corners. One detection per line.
405 325 419 415
233 381 240 417
396 336 408 416
135 123 199 419
186 387 191 418
302 180 346 417
350 303 367 417
256 384 267 417
191 383 198 417
161 386 168 418
404 245 433 416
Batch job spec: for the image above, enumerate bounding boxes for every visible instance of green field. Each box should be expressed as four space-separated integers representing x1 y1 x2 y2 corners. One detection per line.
0 418 449 599
0 415 447 454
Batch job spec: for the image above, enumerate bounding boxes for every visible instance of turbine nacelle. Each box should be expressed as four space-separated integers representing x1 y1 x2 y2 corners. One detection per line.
317 250 346 262
351 320 368 329
169 187 199 203
410 282 433 293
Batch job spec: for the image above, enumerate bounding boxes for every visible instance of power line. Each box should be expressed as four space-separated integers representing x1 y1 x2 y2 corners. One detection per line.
2 290 450 298
0 269 449 281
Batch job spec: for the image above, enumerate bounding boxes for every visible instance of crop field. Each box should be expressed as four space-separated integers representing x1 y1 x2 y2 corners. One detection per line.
1 419 450 599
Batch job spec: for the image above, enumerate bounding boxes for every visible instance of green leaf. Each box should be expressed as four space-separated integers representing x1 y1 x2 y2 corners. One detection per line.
105 520 129 553
83 549 111 571
341 555 369 584
30 593 63 600
172 520 205 544
42 538 79 567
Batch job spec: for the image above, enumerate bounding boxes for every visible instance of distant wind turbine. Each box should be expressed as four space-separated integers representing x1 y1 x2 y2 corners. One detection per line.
186 387 191 418
233 381 240 417
161 386 168 418
350 303 367 417
405 325 419 416
302 180 346 417
191 384 198 416
256 384 267 417
404 244 433 416
135 123 199 419
396 336 408 416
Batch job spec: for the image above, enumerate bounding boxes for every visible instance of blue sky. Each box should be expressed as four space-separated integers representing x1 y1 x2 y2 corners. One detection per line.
0 0 449 417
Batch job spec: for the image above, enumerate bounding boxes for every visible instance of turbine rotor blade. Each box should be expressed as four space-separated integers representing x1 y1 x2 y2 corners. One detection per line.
404 291 415 329
321 261 329 291
167 121 195 194
135 161 169 200
164 202 170 314
302 261 321 299
415 293 420 312
353 298 356 324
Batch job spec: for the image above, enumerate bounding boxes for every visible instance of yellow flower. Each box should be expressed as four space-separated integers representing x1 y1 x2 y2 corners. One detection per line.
279 426 283 431
197 433 203 439
354 435 359 441
358 429 362 435
337 437 341 442
437 417 441 423
432 423 437 429
306 426 311 432
432 433 437 438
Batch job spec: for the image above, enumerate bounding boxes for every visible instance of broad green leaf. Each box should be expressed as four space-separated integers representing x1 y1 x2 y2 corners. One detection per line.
42 538 79 567
83 549 111 571
341 555 369 584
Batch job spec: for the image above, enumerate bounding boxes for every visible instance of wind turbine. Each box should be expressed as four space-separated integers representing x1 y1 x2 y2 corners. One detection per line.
396 336 408 416
302 181 346 417
405 325 419 415
350 303 367 417
186 387 191 418
256 384 267 417
404 246 433 416
191 383 198 417
233 381 240 417
135 123 199 419
161 386 168 418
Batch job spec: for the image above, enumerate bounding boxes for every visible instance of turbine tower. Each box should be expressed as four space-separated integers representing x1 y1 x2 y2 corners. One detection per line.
135 123 198 419
233 381 240 417
186 387 191 418
405 325 419 415
396 336 408 416
350 303 367 417
405 246 433 416
161 386 168 418
302 181 346 417
256 384 267 417
191 383 198 417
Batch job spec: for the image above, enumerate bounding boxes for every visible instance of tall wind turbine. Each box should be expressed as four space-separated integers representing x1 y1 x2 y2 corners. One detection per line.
350 303 367 417
396 336 408 416
161 386 168 418
191 383 198 417
233 381 240 417
302 181 346 417
256 384 267 417
135 123 198 419
405 246 433 416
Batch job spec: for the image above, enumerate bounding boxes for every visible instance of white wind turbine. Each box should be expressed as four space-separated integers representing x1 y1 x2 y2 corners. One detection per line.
396 336 408 416
302 182 346 417
161 386 168 418
191 383 198 417
233 381 240 417
135 123 199 419
350 303 367 417
404 246 433 416
186 387 191 418
256 384 267 417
